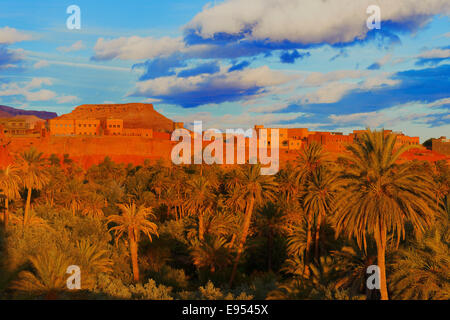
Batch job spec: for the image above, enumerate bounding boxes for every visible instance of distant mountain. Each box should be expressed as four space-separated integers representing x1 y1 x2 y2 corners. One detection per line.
0 105 58 120
58 103 175 132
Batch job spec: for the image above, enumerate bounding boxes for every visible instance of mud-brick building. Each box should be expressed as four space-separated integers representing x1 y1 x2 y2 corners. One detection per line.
74 119 101 136
432 137 450 155
48 119 76 136
102 118 123 136
0 118 29 136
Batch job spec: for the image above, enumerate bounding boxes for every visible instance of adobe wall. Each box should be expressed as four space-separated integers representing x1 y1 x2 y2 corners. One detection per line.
4 136 175 168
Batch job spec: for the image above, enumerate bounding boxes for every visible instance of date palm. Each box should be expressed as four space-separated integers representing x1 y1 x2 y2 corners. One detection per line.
107 202 158 282
11 248 70 299
191 236 232 273
61 179 84 216
389 220 449 300
74 240 113 288
302 165 339 262
276 163 299 203
295 142 329 270
185 176 216 241
334 129 436 300
229 164 278 286
17 148 49 227
81 192 105 218
0 165 21 228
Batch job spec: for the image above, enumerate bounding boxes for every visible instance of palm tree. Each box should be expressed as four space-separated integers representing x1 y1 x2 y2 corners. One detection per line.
107 202 158 282
295 142 329 185
389 226 450 300
0 165 21 228
81 192 105 218
255 202 285 271
334 129 436 300
295 142 329 270
185 176 216 241
302 165 339 262
276 163 299 203
75 240 113 288
229 164 278 286
60 179 84 216
17 148 49 227
11 248 70 299
191 236 232 273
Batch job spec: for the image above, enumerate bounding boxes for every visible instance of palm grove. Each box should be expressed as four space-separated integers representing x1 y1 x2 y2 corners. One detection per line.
0 129 448 300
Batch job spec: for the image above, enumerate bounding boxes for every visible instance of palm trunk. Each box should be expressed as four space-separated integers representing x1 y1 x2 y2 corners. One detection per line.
303 210 313 276
375 224 389 300
24 187 32 227
314 210 322 262
4 198 9 228
229 233 236 247
129 237 140 282
229 196 255 287
198 211 205 241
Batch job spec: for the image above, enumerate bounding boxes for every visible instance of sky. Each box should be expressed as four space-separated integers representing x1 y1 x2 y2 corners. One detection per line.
0 0 449 141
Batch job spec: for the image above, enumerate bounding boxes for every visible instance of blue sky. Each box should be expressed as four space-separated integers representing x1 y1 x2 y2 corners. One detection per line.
0 0 449 141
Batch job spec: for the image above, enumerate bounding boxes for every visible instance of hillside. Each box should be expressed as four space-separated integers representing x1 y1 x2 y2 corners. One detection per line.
0 105 57 119
57 103 174 132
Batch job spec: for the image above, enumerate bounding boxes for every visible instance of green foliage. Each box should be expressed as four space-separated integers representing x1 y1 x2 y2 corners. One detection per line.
0 144 448 300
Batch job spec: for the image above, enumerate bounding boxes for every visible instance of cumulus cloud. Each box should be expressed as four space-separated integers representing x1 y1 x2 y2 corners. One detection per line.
0 78 56 101
131 65 292 107
415 47 450 65
57 40 85 53
329 98 450 129
417 48 450 59
0 27 32 44
276 64 450 123
186 0 450 45
92 36 184 61
132 54 187 80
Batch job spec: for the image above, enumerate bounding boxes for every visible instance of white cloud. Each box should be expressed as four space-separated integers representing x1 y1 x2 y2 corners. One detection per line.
186 0 450 44
297 72 400 104
304 70 367 86
329 99 450 128
0 78 56 102
25 89 56 101
417 48 450 59
57 40 85 53
133 65 292 97
33 60 50 69
93 36 184 60
0 27 32 44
